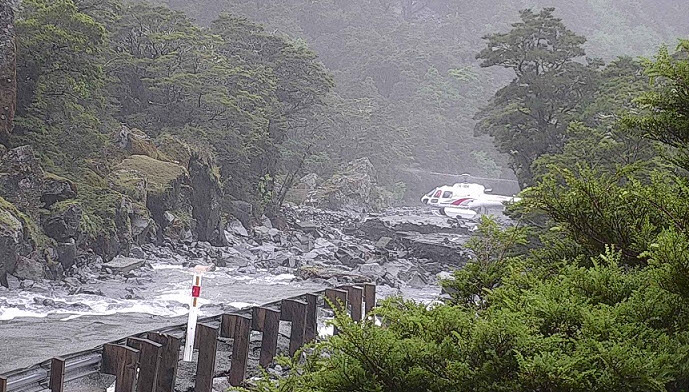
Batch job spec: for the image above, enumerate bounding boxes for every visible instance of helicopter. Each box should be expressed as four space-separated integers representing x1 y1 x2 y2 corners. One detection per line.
421 178 521 220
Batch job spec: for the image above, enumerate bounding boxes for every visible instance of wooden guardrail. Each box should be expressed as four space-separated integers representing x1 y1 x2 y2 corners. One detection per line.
0 283 377 392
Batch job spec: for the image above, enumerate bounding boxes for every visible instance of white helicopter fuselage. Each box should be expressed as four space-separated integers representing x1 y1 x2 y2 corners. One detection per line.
421 182 520 219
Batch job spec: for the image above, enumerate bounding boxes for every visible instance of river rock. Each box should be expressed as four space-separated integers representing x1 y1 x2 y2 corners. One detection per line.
226 218 248 237
375 236 393 249
335 247 366 268
102 256 146 274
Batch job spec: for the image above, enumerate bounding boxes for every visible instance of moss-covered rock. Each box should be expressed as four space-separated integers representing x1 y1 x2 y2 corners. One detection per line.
74 184 155 260
109 169 147 203
43 201 82 242
116 155 188 196
42 172 77 207
115 155 191 241
155 133 192 166
116 125 165 160
0 145 45 215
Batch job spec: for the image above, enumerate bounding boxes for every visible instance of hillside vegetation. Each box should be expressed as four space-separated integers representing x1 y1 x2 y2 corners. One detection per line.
160 0 689 184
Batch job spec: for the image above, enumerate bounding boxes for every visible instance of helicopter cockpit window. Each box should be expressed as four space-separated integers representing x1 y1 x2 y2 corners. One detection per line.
442 191 453 198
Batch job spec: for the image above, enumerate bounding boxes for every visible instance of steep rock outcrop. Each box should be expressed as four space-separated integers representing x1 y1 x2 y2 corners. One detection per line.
0 145 44 213
0 146 77 214
114 155 192 241
189 153 226 246
0 196 40 287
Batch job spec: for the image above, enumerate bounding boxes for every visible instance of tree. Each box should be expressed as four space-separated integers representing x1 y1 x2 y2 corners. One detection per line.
475 8 600 187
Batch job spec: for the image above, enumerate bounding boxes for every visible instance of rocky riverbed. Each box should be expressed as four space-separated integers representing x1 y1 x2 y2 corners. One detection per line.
0 205 475 373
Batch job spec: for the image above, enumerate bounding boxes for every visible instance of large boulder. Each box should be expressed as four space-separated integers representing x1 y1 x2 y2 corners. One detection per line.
13 256 44 281
109 169 147 204
77 188 155 261
43 202 82 242
41 173 77 207
227 200 253 230
155 133 192 166
307 158 390 212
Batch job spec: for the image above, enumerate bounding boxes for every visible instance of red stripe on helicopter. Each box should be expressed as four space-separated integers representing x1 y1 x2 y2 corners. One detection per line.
451 198 474 206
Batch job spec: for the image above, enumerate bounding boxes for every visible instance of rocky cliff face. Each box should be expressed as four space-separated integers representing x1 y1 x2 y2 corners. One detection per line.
0 0 15 146
0 138 229 286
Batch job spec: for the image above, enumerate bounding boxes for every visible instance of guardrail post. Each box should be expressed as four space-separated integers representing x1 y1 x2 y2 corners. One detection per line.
102 344 140 392
50 357 66 392
363 284 376 315
228 315 251 387
127 338 162 392
146 333 180 392
281 299 307 356
325 288 348 335
0 375 7 392
340 286 363 322
195 324 218 392
304 293 318 342
252 307 280 368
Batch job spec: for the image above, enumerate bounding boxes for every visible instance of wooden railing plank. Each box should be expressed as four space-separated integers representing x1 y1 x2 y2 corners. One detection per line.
258 308 280 368
325 289 348 335
195 324 219 392
364 284 376 315
340 286 363 322
228 316 251 387
102 344 140 392
146 333 180 392
304 293 318 342
126 338 162 392
281 299 307 356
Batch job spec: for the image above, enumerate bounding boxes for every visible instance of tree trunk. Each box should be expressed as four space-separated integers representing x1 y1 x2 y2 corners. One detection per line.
0 0 16 147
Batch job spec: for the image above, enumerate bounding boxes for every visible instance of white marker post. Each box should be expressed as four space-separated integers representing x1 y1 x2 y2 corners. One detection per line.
183 274 202 362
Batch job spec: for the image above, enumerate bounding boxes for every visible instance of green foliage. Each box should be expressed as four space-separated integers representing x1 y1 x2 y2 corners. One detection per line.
442 216 529 308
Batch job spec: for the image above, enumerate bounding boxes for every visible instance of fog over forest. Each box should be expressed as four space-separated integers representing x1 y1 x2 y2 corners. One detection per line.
2 1 689 390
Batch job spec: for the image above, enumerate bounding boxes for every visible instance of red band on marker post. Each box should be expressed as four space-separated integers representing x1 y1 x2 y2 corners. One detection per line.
192 286 201 298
